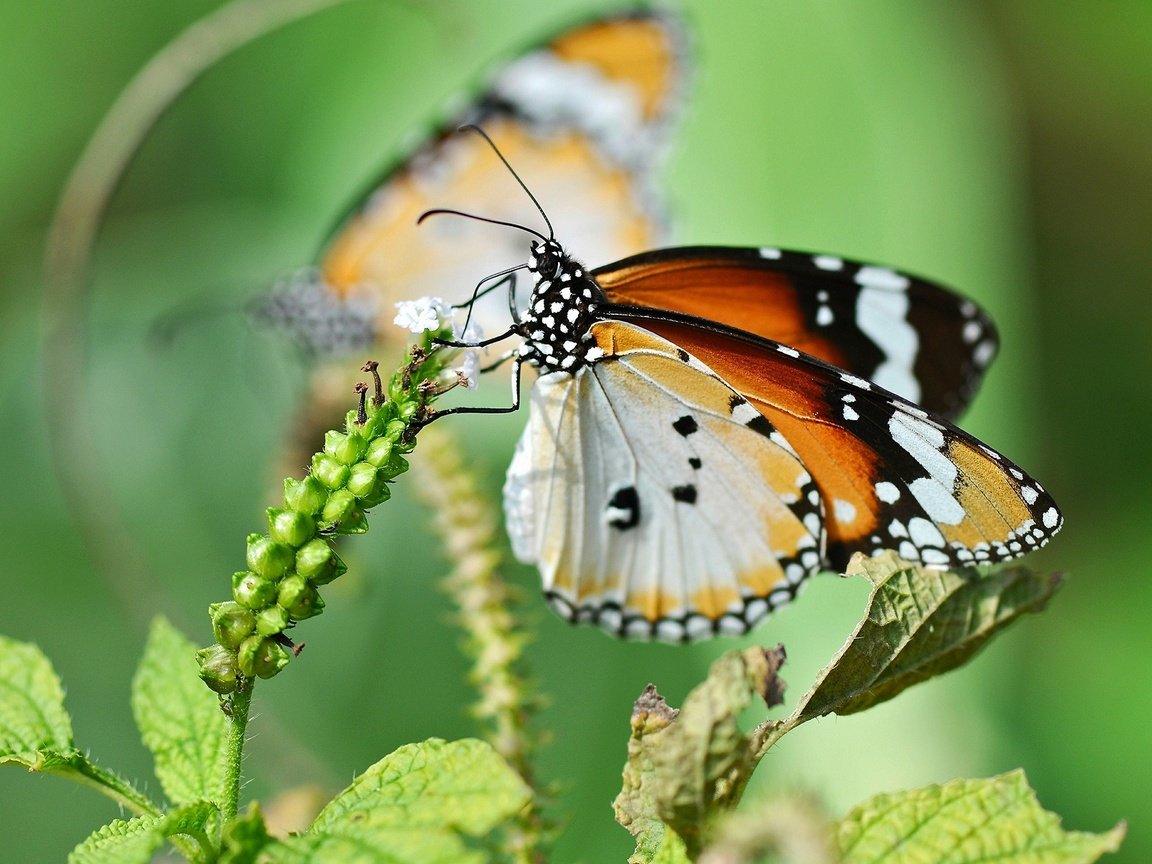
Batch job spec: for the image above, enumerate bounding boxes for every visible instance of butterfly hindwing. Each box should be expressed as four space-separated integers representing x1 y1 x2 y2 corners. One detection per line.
504 320 824 642
613 313 1062 571
595 246 998 420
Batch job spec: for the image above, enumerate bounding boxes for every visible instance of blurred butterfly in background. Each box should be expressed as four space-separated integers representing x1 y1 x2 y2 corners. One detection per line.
419 132 1064 643
252 9 688 464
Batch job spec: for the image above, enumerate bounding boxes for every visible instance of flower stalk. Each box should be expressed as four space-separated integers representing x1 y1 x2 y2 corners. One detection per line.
196 319 463 696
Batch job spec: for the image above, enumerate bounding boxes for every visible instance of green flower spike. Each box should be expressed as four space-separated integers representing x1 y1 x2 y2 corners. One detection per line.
197 315 470 695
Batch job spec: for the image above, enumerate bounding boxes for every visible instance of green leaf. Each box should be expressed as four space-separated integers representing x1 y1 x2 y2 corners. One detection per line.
266 738 532 864
67 814 167 864
838 770 1125 864
0 634 158 814
614 647 788 862
131 616 229 806
0 633 74 760
789 553 1061 726
67 800 217 864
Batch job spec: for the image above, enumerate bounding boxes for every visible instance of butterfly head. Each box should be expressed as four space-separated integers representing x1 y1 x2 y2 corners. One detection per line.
527 238 566 280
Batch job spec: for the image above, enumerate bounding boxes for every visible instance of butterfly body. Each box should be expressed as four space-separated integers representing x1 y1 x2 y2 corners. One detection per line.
495 236 1062 641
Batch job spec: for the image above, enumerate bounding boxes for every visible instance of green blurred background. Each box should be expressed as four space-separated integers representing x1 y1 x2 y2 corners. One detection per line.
2 1 1148 860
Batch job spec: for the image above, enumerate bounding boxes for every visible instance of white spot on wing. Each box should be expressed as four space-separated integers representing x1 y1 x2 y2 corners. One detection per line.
875 481 901 503
813 255 843 271
833 499 857 523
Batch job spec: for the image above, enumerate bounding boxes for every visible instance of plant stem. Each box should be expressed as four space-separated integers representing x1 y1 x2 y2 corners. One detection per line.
222 681 255 823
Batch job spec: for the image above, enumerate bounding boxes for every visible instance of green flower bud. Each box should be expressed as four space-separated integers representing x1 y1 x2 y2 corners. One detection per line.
237 635 291 679
379 454 409 481
357 482 392 509
210 601 256 651
267 508 315 548
278 575 324 620
346 462 382 499
323 430 347 456
385 419 408 441
312 453 349 490
233 570 278 610
197 645 240 694
284 476 327 515
255 604 290 636
296 539 345 585
320 489 356 525
331 505 368 535
397 400 419 420
246 535 295 580
336 432 368 465
364 437 393 468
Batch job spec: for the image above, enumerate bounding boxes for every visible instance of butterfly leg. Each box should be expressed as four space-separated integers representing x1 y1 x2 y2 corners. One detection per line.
453 266 526 333
415 355 524 426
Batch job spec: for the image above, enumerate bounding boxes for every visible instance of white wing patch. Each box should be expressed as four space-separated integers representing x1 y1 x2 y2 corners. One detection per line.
503 321 825 642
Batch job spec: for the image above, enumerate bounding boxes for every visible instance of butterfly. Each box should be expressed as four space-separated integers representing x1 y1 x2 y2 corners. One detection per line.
421 138 1064 643
250 10 687 476
256 9 686 362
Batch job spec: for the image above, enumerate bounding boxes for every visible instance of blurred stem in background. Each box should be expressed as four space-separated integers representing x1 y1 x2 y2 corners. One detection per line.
41 0 359 630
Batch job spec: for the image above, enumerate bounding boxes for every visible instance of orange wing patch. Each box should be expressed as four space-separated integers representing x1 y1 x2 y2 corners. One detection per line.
625 316 1061 570
550 15 682 120
596 246 999 421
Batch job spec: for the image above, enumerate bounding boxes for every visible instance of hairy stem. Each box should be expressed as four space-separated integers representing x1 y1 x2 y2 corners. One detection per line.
222 682 255 823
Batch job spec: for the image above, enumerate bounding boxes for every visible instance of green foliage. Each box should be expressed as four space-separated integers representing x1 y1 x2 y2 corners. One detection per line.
266 739 533 863
68 802 217 864
615 556 1119 864
786 552 1064 725
838 771 1126 864
132 617 229 807
614 647 787 859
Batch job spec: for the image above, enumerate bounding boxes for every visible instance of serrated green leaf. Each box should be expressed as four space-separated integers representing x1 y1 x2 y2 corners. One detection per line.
0 633 74 759
838 770 1125 864
131 616 229 806
266 738 530 864
67 800 217 864
267 829 485 864
67 814 167 864
614 647 788 862
789 553 1061 726
0 634 158 814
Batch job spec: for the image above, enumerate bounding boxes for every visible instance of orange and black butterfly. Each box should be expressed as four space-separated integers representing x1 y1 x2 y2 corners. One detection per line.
256 9 685 364
418 137 1063 643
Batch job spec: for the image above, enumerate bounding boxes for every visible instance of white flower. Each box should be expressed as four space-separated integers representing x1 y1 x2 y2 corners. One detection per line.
455 349 481 390
393 296 452 333
454 318 484 344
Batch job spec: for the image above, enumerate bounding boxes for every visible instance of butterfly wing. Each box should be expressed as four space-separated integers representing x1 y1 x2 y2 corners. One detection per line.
608 310 1061 571
594 246 998 420
504 320 824 642
312 10 686 347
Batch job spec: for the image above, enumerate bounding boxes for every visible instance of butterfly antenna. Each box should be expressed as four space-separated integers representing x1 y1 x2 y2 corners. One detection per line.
459 124 554 239
416 208 549 242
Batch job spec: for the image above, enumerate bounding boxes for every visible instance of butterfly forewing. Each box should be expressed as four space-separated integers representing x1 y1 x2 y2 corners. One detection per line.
613 314 1062 570
504 320 824 642
595 246 998 420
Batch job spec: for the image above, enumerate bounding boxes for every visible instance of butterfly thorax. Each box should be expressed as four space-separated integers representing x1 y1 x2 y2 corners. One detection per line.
518 239 605 374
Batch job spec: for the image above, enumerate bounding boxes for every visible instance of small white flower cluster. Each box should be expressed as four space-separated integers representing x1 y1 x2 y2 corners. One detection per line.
393 296 453 334
393 296 485 391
